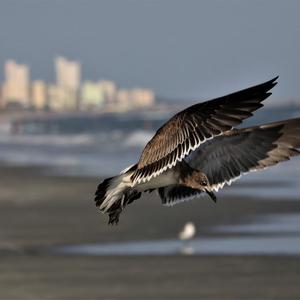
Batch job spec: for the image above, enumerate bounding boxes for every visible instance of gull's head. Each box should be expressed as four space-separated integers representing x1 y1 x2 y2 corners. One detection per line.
178 222 196 241
182 171 209 190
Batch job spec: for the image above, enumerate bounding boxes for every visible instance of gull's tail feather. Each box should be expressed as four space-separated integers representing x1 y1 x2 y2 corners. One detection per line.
95 177 113 208
95 174 128 224
94 164 140 224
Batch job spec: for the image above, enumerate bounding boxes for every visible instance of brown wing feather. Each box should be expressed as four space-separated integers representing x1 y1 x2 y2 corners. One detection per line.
187 118 300 191
132 77 278 183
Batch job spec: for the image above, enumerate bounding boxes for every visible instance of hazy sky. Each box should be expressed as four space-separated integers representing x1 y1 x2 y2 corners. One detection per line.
0 0 300 104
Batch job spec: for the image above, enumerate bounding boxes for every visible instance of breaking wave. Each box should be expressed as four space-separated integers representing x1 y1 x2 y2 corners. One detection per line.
123 130 154 148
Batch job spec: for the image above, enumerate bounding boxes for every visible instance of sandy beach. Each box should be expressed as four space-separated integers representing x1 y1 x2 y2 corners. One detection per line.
0 165 300 299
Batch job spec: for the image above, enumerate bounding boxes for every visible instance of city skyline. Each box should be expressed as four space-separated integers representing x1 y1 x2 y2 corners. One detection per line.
0 57 155 112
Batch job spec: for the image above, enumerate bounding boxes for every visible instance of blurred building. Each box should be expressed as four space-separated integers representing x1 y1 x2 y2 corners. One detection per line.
117 89 131 110
98 80 117 105
31 80 47 110
130 88 155 108
80 81 104 109
2 59 30 108
0 83 4 108
116 88 155 111
47 85 58 111
53 57 81 110
80 80 118 110
55 57 80 90
48 84 77 111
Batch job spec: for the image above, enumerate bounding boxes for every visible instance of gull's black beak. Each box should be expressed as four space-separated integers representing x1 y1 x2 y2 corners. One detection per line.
205 189 217 203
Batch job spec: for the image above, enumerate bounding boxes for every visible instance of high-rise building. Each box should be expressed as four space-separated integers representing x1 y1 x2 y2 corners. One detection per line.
53 57 81 110
55 57 80 90
2 59 30 107
31 80 47 110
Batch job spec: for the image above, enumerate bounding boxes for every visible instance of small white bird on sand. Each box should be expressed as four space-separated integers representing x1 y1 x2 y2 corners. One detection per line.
178 222 196 240
178 222 196 255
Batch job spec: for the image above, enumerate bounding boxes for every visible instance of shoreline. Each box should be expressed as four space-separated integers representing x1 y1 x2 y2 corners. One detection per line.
1 164 300 247
0 164 300 299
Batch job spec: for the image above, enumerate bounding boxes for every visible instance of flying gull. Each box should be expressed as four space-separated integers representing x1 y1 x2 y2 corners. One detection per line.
95 77 300 224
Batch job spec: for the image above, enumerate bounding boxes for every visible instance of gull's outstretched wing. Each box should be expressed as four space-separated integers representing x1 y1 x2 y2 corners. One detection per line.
187 118 300 192
132 77 278 184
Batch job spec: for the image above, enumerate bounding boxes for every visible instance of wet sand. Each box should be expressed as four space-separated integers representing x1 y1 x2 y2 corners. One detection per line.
0 165 300 299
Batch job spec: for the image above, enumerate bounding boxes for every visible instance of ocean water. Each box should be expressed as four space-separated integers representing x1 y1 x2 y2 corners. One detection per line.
0 130 149 176
0 106 299 184
0 111 163 175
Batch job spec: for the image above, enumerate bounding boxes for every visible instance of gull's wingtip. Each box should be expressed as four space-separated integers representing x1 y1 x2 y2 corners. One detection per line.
269 75 279 85
260 75 279 91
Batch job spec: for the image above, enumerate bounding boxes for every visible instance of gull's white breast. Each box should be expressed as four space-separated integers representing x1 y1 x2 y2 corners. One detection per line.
134 168 178 192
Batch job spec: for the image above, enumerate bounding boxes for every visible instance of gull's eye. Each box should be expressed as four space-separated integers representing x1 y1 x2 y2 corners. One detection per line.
201 180 207 186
